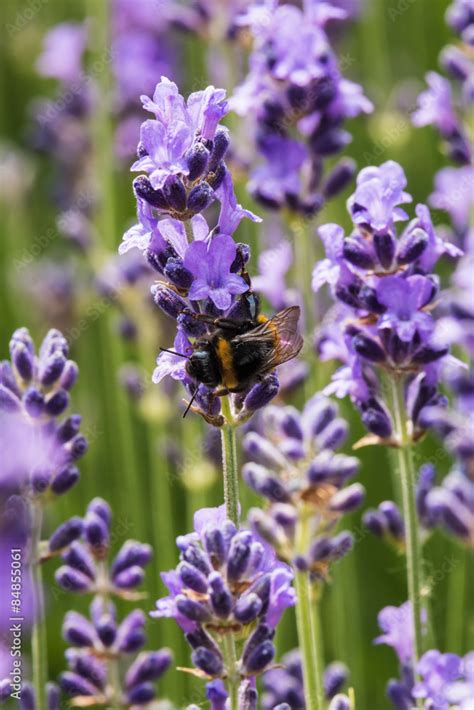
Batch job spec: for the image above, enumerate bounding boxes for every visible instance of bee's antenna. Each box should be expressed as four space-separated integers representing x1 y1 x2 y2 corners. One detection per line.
183 389 198 419
159 347 190 359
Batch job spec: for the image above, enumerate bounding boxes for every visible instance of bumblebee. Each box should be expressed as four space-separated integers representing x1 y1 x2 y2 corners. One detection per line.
170 293 303 407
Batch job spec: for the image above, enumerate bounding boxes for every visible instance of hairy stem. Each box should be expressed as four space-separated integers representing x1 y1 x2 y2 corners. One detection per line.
294 511 324 709
222 633 239 710
390 377 424 676
30 501 47 710
294 571 324 709
220 397 240 526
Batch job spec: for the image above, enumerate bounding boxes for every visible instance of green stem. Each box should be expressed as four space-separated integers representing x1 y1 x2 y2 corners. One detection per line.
222 633 239 710
30 502 47 710
294 571 324 710
293 511 324 709
220 397 240 526
390 377 424 675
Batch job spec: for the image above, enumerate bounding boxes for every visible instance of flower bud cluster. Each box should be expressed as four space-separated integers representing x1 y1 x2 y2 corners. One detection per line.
152 506 295 686
243 395 363 577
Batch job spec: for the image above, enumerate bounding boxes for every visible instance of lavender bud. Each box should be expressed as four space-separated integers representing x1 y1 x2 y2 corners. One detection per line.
186 627 221 654
387 680 413 710
176 595 212 623
324 661 348 699
56 414 82 442
11 342 34 381
125 650 172 688
242 623 274 666
133 176 169 209
66 649 106 687
379 501 405 539
45 389 69 416
84 512 109 553
329 531 353 560
164 257 194 290
63 612 96 647
87 497 111 526
178 561 209 594
362 509 387 537
203 528 227 567
273 504 297 530
47 683 60 710
248 508 286 550
323 159 356 199
127 683 155 705
177 312 207 337
374 232 396 269
244 640 275 674
352 334 386 362
60 672 97 697
309 536 333 562
163 175 187 212
192 647 223 677
310 127 351 156
239 680 258 710
208 129 230 171
51 464 79 495
329 695 351 710
397 227 428 265
343 238 375 269
244 433 287 470
49 516 83 552
56 566 92 592
0 680 11 702
112 540 152 576
440 46 471 80
114 565 145 589
0 360 20 395
243 463 289 503
208 161 226 189
96 614 117 647
329 483 365 513
243 373 279 412
187 181 215 214
227 534 252 581
152 283 188 319
230 243 251 273
316 418 348 450
412 345 449 364
0 383 21 412
362 407 393 438
206 679 228 709
60 360 79 390
234 593 263 623
116 610 146 653
40 352 66 386
23 387 44 417
426 489 471 538
293 554 309 571
63 541 96 579
186 143 210 181
304 397 337 436
209 572 233 619
181 541 212 576
19 682 35 710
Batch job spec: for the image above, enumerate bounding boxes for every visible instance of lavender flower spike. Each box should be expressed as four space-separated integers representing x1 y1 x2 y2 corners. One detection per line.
244 394 362 576
151 505 294 696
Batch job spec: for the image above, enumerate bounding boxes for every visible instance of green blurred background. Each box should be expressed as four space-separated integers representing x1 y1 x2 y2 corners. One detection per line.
0 0 472 707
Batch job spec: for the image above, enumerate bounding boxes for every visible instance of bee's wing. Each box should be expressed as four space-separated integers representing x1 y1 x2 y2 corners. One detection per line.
234 306 304 371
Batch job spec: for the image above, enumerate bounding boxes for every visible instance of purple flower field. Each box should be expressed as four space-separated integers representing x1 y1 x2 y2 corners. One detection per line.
0 1 473 708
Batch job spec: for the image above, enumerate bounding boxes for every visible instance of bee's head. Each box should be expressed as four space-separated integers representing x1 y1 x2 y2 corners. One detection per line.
185 343 220 389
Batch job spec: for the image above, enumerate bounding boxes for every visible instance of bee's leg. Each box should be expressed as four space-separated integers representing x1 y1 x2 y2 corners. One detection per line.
213 387 229 397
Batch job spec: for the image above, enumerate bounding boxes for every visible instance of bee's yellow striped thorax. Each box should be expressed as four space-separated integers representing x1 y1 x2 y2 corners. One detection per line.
216 336 238 390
